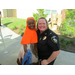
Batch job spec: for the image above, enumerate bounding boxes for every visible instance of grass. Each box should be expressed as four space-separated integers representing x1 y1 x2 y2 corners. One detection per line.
1 17 26 35
1 17 26 28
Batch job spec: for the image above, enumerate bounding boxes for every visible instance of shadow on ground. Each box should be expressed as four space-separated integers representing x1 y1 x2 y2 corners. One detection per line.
3 22 13 27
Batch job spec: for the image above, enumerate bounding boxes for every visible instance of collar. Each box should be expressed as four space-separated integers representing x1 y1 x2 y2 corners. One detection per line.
37 29 49 36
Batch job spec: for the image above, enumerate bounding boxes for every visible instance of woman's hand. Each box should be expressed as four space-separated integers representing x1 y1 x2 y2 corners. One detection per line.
41 59 49 65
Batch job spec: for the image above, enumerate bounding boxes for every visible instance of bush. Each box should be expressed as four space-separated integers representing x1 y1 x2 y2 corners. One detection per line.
59 37 74 49
60 37 65 42
66 9 75 19
12 26 17 30
19 30 24 36
19 30 22 34
59 9 75 38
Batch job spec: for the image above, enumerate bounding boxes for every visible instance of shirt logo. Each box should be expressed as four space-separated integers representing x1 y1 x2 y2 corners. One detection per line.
51 36 58 44
43 36 47 40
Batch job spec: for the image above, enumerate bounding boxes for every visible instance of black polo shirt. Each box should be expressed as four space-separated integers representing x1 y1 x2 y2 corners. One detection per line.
37 29 60 60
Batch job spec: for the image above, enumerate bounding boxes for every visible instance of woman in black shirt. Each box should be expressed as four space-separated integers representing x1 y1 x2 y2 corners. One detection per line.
37 17 60 65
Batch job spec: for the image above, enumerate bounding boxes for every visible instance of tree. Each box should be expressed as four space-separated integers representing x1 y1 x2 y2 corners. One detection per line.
65 9 75 20
60 9 75 37
33 9 48 22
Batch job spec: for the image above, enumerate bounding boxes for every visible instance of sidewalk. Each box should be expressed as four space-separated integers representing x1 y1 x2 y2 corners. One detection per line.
54 50 75 65
0 25 38 65
0 25 75 65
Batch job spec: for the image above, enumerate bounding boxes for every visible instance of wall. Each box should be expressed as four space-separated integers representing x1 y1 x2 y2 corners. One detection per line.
7 9 17 17
61 9 68 22
0 9 41 18
45 9 62 20
3 9 17 18
17 9 38 19
1 9 63 20
17 9 63 20
3 9 7 17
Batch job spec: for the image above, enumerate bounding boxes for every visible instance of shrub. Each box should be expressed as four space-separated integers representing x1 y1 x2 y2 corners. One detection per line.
62 42 66 49
59 9 75 38
21 32 24 36
60 37 65 42
59 37 74 49
12 26 17 30
19 30 24 36
19 30 22 34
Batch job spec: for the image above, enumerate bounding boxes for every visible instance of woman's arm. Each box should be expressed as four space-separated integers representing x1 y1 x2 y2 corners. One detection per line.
41 50 60 65
47 50 60 63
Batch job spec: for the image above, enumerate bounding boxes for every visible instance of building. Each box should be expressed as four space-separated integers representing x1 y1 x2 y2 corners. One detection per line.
0 9 38 19
0 9 67 30
0 9 67 22
0 9 65 18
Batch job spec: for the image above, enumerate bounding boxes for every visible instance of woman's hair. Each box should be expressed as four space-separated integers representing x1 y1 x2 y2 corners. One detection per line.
37 17 49 30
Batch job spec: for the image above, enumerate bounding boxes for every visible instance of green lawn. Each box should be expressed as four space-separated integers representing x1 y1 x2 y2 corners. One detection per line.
1 17 26 36
1 17 26 28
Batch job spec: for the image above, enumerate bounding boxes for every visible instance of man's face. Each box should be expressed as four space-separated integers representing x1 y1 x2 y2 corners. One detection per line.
38 19 47 33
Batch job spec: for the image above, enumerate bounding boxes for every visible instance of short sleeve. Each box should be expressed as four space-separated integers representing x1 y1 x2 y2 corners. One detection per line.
47 35 60 51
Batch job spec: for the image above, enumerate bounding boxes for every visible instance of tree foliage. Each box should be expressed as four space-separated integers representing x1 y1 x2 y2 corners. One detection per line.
60 9 75 38
33 9 48 22
65 9 75 20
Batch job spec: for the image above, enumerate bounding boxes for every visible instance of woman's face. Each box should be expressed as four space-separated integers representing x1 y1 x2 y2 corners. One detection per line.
38 19 47 33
